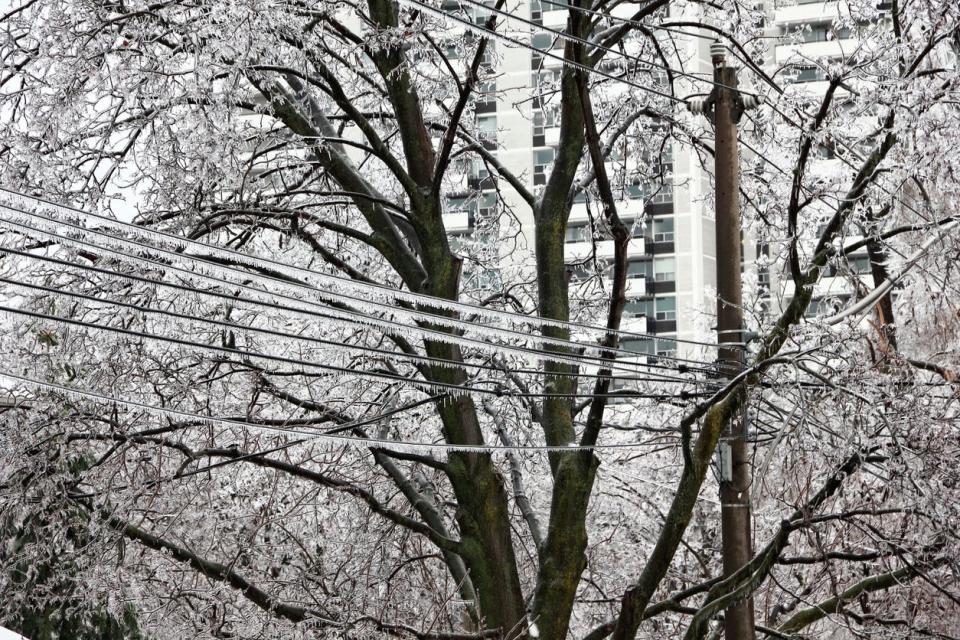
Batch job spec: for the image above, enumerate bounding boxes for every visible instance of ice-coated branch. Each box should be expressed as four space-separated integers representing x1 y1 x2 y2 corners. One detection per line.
194 446 463 553
98 508 341 626
777 563 943 634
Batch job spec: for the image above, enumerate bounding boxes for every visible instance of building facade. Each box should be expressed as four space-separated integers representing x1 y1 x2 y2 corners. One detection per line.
437 0 882 367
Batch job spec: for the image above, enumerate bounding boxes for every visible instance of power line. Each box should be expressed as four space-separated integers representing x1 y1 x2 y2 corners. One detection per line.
0 204 725 374
0 268 701 386
0 194 728 358
0 370 691 452
0 188 729 351
0 304 709 400
0 217 710 379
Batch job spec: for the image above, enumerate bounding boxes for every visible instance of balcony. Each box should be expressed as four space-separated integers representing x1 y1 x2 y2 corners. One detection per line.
645 239 675 255
564 236 646 261
568 198 647 223
773 1 849 26
624 276 648 298
775 39 855 64
442 210 472 234
467 175 496 191
620 313 648 334
542 8 566 28
544 126 561 146
648 279 676 294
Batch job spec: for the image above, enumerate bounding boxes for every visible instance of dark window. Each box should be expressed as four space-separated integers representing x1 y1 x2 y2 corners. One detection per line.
653 217 674 243
655 296 676 321
626 260 651 280
621 338 655 355
534 148 554 186
565 223 590 244
791 65 826 83
624 298 654 318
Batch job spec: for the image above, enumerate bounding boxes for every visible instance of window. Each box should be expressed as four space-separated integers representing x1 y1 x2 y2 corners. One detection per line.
565 223 589 244
627 220 645 239
543 0 567 12
533 110 546 140
655 297 676 321
629 180 673 203
532 108 556 143
654 257 675 282
531 69 560 87
570 262 596 281
477 115 497 149
534 148 554 185
791 66 825 83
805 296 849 318
446 195 470 213
625 298 654 318
626 180 646 199
468 159 491 190
532 32 554 50
652 217 674 243
656 337 677 357
477 192 496 218
848 255 872 274
471 1 493 24
480 43 496 67
626 260 651 280
795 23 853 43
650 188 673 205
476 81 496 112
621 338 655 354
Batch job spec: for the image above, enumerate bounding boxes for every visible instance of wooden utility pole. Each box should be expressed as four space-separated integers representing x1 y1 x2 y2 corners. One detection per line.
691 41 758 640
713 42 756 640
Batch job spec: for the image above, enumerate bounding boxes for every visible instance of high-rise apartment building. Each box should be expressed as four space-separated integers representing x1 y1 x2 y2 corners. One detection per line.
437 0 880 366
439 0 719 364
766 0 881 316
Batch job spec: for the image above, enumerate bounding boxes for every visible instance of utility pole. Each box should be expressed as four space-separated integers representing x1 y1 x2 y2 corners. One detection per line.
690 42 759 640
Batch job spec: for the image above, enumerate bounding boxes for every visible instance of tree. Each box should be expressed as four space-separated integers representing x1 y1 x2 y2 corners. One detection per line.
0 0 959 638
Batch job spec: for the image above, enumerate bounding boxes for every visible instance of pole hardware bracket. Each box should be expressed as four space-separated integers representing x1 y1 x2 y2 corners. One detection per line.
686 42 762 125
687 89 760 125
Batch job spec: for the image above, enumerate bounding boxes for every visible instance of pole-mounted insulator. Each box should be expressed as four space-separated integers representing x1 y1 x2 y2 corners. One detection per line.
710 41 728 66
741 94 762 110
688 97 710 115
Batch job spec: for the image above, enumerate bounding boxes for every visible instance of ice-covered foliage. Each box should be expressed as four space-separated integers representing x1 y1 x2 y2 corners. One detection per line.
0 0 959 639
